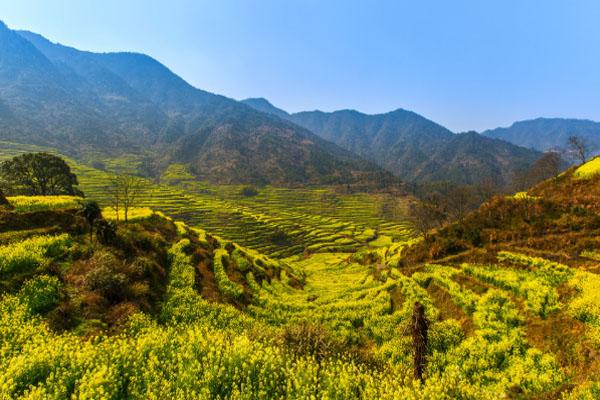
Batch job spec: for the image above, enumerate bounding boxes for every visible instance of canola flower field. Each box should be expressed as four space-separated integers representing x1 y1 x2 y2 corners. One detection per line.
1 207 599 398
6 196 81 213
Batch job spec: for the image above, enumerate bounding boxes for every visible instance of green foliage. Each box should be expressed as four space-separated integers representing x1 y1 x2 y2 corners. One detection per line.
0 152 81 196
568 271 600 345
160 163 196 184
95 219 117 245
0 223 574 398
102 207 154 221
0 188 9 208
0 234 70 277
462 264 560 317
0 143 593 398
581 250 600 261
83 251 133 302
240 186 259 197
497 251 573 286
18 275 61 314
416 265 477 314
80 200 102 241
213 248 245 299
231 248 251 272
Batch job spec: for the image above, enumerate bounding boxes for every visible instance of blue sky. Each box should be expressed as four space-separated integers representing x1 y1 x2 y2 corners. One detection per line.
1 0 599 132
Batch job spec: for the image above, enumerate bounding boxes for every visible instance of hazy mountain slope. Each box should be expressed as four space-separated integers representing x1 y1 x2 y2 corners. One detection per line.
482 118 600 153
0 23 397 187
243 98 541 185
0 22 134 150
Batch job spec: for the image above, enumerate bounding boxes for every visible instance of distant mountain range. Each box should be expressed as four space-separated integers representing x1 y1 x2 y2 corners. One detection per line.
243 98 541 185
2 21 597 189
0 22 396 187
482 118 600 155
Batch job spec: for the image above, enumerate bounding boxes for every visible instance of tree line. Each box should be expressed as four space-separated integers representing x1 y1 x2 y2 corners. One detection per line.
407 134 597 240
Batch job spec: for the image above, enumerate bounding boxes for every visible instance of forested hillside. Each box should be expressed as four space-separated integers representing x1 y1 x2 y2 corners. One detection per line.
243 98 542 186
0 22 395 187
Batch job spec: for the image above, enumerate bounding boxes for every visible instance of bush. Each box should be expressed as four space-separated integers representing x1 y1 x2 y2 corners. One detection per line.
18 275 61 314
95 219 117 245
281 321 341 361
91 161 106 171
231 249 251 272
240 186 259 197
84 252 129 302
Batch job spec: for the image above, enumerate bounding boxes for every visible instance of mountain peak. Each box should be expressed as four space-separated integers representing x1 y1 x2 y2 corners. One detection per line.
244 97 276 108
241 97 289 118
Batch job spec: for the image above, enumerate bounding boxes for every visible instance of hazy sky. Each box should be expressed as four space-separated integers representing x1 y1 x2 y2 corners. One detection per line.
1 0 599 132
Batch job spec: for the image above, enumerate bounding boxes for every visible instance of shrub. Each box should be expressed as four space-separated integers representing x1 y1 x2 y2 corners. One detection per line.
240 186 259 197
95 219 117 245
84 252 129 302
497 251 573 286
231 249 251 272
462 264 560 318
429 319 464 353
281 321 341 361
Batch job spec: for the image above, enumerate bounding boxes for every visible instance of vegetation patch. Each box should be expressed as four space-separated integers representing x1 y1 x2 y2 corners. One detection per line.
7 196 81 213
574 157 600 179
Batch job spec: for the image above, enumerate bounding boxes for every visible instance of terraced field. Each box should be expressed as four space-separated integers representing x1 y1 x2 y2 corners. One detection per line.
2 170 600 396
0 142 411 257
228 246 593 397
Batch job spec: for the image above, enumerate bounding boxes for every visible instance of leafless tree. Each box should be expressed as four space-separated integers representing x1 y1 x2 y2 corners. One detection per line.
511 151 562 191
567 136 592 164
474 177 501 203
106 176 121 222
408 198 446 240
530 151 561 181
444 185 479 222
106 174 144 222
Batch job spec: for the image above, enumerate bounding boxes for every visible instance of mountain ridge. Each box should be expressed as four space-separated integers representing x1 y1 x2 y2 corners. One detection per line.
482 117 600 154
242 98 541 186
0 23 398 188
